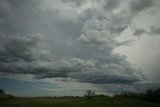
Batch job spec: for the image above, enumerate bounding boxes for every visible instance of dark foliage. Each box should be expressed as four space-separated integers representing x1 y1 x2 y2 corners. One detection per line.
0 89 5 95
95 94 110 98
0 89 15 98
84 90 95 100
114 88 160 104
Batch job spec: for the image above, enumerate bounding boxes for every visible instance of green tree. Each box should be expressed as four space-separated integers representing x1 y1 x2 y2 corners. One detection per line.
0 89 5 95
84 90 95 100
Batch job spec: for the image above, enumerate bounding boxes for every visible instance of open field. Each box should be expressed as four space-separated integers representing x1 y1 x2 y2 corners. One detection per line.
0 97 160 107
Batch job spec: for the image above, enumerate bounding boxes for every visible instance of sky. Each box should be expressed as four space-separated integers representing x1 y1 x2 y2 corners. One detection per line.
0 0 160 97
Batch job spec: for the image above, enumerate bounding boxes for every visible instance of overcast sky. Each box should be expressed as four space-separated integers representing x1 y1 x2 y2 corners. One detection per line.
0 0 160 97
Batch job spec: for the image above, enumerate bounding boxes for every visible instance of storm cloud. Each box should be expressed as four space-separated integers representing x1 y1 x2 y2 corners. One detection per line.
0 0 159 88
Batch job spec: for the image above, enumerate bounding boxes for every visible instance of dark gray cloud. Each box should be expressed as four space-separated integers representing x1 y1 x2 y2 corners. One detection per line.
133 29 146 36
0 0 43 34
61 0 86 7
109 26 128 34
129 0 153 13
133 26 160 36
0 0 155 85
0 33 44 62
150 26 160 34
103 0 121 11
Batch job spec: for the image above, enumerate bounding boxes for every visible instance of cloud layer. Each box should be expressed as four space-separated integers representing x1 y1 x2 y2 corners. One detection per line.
0 0 159 88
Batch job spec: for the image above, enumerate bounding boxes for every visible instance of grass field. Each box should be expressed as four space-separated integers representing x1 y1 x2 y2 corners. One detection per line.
0 97 160 107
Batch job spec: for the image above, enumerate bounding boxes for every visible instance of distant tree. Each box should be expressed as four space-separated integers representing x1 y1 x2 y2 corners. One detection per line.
84 90 95 100
113 88 160 104
0 89 5 95
145 88 160 103
95 94 105 98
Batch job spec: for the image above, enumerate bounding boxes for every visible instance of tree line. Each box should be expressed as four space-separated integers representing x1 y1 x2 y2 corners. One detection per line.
1 88 160 104
114 88 160 104
84 89 160 104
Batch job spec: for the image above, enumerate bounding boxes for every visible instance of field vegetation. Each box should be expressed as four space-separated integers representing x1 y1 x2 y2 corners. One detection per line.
0 89 160 107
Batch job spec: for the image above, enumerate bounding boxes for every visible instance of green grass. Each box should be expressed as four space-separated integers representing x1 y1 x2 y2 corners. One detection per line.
0 97 160 107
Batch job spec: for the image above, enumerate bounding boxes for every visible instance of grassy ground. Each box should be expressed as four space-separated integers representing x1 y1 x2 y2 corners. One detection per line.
0 97 160 107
